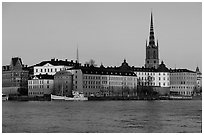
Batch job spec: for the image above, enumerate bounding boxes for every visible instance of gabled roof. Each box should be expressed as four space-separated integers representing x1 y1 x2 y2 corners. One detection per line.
33 59 79 67
11 57 23 67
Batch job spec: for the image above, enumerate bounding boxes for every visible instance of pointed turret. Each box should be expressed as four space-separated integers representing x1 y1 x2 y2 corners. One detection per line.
76 45 79 63
149 12 155 47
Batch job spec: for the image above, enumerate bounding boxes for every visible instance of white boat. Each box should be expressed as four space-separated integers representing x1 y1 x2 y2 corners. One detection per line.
2 94 8 101
64 91 88 101
51 94 66 100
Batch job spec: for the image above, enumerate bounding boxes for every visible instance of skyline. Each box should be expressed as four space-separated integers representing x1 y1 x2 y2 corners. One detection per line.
2 2 202 71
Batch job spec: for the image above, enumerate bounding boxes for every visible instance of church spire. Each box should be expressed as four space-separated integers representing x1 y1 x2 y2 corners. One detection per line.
76 44 79 63
149 12 155 47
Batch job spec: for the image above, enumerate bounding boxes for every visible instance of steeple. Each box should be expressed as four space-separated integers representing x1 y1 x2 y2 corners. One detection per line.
76 45 79 63
149 12 155 47
145 12 159 69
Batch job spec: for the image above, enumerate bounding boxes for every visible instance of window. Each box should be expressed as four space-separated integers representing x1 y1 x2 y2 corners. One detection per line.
159 77 160 80
153 51 156 59
47 85 49 88
51 69 52 72
48 69 49 72
45 69 46 72
41 69 43 72
55 68 57 72
163 77 165 80
36 69 38 72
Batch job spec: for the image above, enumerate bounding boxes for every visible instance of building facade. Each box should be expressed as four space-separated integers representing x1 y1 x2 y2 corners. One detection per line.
34 58 79 75
28 74 54 97
68 61 137 97
145 13 159 69
133 61 170 95
2 57 29 95
53 70 73 96
170 69 197 96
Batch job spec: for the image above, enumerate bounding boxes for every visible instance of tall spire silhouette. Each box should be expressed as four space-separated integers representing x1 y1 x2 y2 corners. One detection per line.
76 44 79 63
149 12 155 47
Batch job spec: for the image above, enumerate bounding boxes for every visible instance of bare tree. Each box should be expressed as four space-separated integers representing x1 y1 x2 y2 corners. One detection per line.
85 59 97 67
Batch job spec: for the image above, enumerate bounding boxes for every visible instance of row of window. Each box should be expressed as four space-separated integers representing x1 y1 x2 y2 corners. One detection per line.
83 85 134 90
109 77 136 81
35 67 70 73
28 85 50 89
138 82 170 86
83 81 102 85
83 76 101 80
170 81 196 85
177 91 193 95
171 86 194 89
170 76 196 80
136 72 169 76
171 73 196 76
138 77 169 81
28 92 44 95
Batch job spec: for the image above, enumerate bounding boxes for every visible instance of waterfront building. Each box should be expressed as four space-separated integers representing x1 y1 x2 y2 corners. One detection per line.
145 12 159 69
2 57 29 95
170 69 197 96
68 60 137 97
195 66 202 93
33 58 79 75
28 74 54 97
53 70 73 96
133 61 170 95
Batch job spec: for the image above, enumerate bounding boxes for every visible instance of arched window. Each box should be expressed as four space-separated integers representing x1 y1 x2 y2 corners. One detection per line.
153 51 156 59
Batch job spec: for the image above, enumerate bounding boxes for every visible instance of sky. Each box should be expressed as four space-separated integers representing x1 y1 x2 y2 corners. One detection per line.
2 2 202 71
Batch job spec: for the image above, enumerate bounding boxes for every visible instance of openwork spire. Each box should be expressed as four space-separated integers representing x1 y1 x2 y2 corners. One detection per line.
149 12 155 46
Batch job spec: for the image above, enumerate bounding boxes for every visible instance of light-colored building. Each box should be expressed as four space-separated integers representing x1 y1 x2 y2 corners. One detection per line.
170 69 197 96
28 74 54 97
133 61 170 95
68 63 137 97
34 58 79 75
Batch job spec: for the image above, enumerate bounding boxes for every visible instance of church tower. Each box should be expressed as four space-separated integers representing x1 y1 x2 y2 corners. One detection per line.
145 12 159 69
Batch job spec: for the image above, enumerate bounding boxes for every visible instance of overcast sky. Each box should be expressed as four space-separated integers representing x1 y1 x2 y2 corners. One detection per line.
2 2 202 71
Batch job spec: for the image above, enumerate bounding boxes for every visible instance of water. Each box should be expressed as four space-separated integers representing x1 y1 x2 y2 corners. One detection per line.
2 100 202 133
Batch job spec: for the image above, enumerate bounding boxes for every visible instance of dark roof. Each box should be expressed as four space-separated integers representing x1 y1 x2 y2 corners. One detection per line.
29 74 54 80
11 57 22 67
69 65 136 76
54 70 73 76
169 69 196 73
34 59 79 67
157 61 169 72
